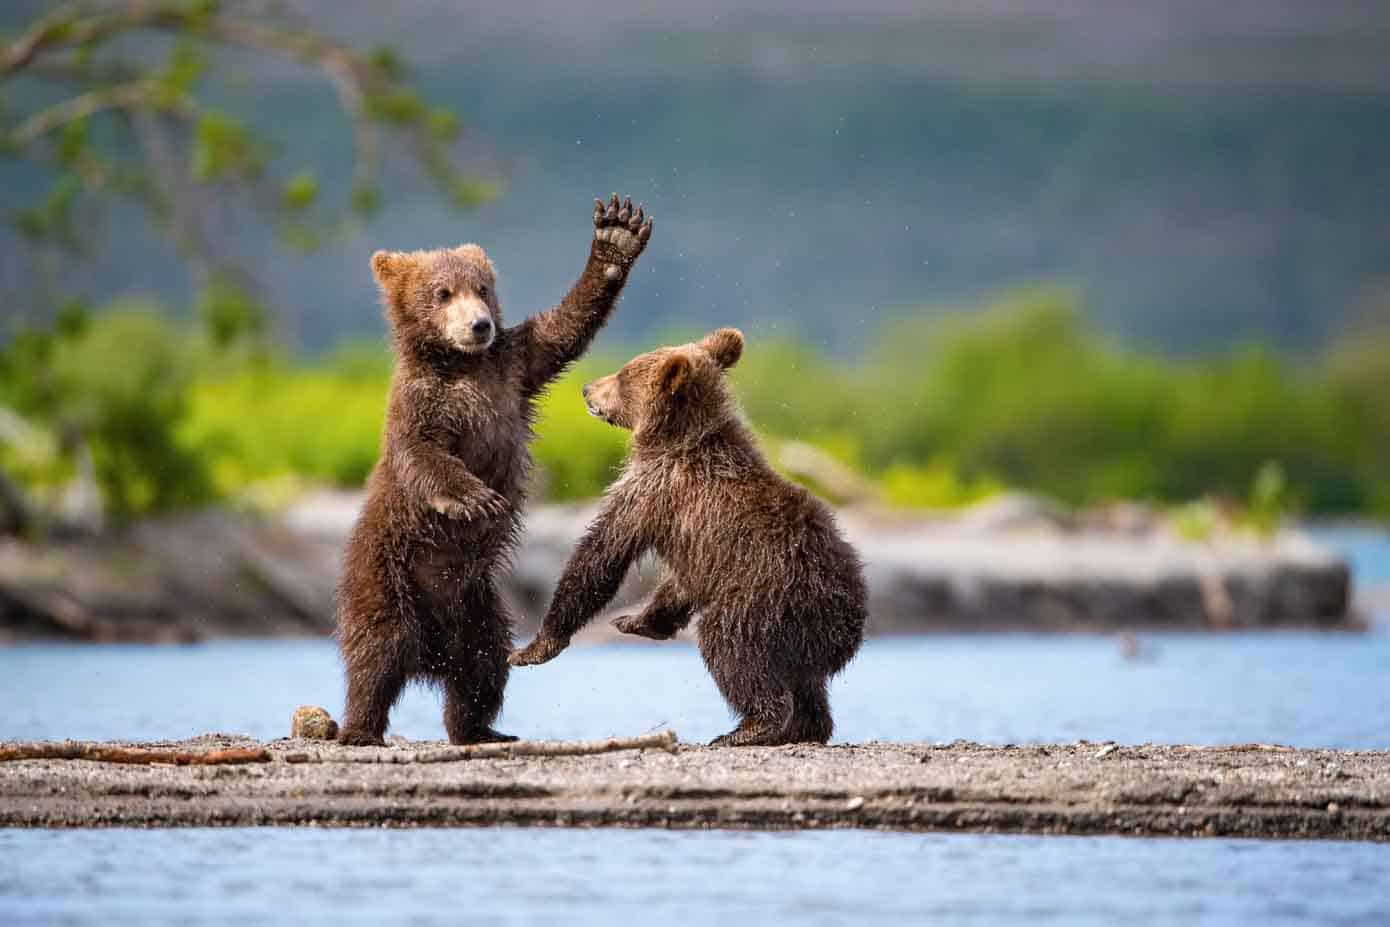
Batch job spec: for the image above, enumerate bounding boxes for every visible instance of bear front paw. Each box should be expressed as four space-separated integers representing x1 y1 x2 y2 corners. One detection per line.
508 635 569 667
591 193 652 276
611 613 676 641
475 487 510 518
431 488 508 521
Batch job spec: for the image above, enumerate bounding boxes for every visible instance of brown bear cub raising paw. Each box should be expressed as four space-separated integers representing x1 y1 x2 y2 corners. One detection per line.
510 329 867 746
336 194 653 747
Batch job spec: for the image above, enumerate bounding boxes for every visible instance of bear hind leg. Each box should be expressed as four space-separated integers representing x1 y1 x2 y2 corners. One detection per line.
784 678 834 745
442 585 518 745
703 650 793 746
443 665 517 745
339 623 412 747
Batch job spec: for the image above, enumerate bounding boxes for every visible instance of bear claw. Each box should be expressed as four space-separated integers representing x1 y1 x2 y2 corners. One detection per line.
611 613 676 640
508 634 569 667
708 724 788 747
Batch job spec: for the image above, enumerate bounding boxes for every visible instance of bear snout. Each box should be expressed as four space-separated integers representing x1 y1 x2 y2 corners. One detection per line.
443 297 496 353
582 379 618 423
582 386 603 420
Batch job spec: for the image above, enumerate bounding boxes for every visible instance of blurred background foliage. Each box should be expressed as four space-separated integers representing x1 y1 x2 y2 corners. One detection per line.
1 2 1389 527
3 291 1387 521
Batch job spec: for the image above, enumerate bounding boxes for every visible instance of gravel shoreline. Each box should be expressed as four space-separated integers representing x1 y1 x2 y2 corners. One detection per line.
2 735 1386 841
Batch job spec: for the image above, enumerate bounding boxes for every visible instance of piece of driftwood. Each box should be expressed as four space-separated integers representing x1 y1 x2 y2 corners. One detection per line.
0 742 271 765
298 730 680 764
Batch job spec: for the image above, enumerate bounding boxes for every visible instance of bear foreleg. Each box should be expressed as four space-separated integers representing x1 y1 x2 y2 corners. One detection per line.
611 574 695 640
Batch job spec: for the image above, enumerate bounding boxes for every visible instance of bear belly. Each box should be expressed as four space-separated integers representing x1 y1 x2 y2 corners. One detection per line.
451 414 531 500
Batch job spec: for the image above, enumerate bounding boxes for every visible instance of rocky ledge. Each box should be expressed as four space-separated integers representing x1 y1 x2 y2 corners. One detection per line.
0 491 1357 643
0 735 1385 841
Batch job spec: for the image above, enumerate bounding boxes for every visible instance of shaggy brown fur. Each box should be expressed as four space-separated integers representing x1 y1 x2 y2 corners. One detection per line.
336 194 653 746
510 329 867 746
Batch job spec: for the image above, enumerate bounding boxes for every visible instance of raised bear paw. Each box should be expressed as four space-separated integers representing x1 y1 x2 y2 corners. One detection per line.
591 192 652 280
611 613 677 641
508 634 569 667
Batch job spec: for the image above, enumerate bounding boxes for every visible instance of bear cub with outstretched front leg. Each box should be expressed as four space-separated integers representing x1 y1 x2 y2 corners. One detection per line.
336 194 652 747
510 329 867 746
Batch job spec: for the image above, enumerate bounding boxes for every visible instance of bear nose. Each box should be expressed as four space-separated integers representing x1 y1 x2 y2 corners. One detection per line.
582 384 592 399
471 317 493 337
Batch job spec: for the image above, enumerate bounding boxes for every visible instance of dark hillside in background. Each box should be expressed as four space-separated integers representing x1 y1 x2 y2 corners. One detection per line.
2 0 1389 356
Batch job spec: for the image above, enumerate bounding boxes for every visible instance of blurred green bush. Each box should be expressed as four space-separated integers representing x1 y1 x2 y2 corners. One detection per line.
0 302 215 518
2 290 1388 521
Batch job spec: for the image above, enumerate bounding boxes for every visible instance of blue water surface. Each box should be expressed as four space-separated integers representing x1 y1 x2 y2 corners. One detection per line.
1 632 1387 748
1 828 1386 927
1 527 1387 926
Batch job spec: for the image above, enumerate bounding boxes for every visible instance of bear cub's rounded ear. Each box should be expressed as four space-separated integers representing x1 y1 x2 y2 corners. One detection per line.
371 250 406 286
659 353 693 397
700 327 744 369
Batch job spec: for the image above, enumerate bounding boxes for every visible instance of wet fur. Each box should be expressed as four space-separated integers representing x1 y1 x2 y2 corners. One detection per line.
511 329 867 746
337 196 652 746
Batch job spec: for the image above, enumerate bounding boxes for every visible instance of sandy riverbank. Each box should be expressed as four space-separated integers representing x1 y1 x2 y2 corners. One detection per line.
2 735 1385 841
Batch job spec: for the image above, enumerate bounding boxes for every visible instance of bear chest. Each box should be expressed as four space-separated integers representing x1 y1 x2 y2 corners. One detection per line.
444 385 531 490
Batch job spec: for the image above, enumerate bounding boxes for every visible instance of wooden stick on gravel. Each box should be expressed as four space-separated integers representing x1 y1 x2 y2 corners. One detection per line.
0 743 271 765
300 730 680 764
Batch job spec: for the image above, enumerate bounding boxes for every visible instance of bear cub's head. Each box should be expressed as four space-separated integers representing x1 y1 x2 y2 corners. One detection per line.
582 328 744 439
371 245 500 357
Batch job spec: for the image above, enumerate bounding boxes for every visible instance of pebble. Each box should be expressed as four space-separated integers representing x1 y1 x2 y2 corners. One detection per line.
290 706 339 741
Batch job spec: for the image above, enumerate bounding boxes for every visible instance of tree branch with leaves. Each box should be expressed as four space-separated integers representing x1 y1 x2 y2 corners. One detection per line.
1 0 493 336
0 0 495 526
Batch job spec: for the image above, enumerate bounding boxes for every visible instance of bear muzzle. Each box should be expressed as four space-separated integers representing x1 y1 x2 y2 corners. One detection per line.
582 377 622 425
443 297 496 353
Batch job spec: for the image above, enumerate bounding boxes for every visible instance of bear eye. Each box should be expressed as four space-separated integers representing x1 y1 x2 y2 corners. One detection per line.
435 287 452 303
477 284 489 299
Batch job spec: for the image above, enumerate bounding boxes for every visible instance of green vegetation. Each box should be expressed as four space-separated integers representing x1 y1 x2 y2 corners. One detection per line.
2 290 1388 523
0 302 215 518
2 1 490 357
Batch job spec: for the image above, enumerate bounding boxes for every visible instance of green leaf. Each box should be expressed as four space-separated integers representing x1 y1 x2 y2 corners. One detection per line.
12 175 82 248
450 178 497 209
281 171 318 211
42 18 76 45
350 182 380 217
427 108 460 142
368 46 406 80
54 117 88 167
191 110 260 182
364 89 425 125
160 41 208 93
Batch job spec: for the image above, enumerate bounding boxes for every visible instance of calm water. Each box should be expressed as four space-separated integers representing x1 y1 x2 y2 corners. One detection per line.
1 828 1387 927
1 527 1387 925
1319 523 1390 593
2 633 1389 748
